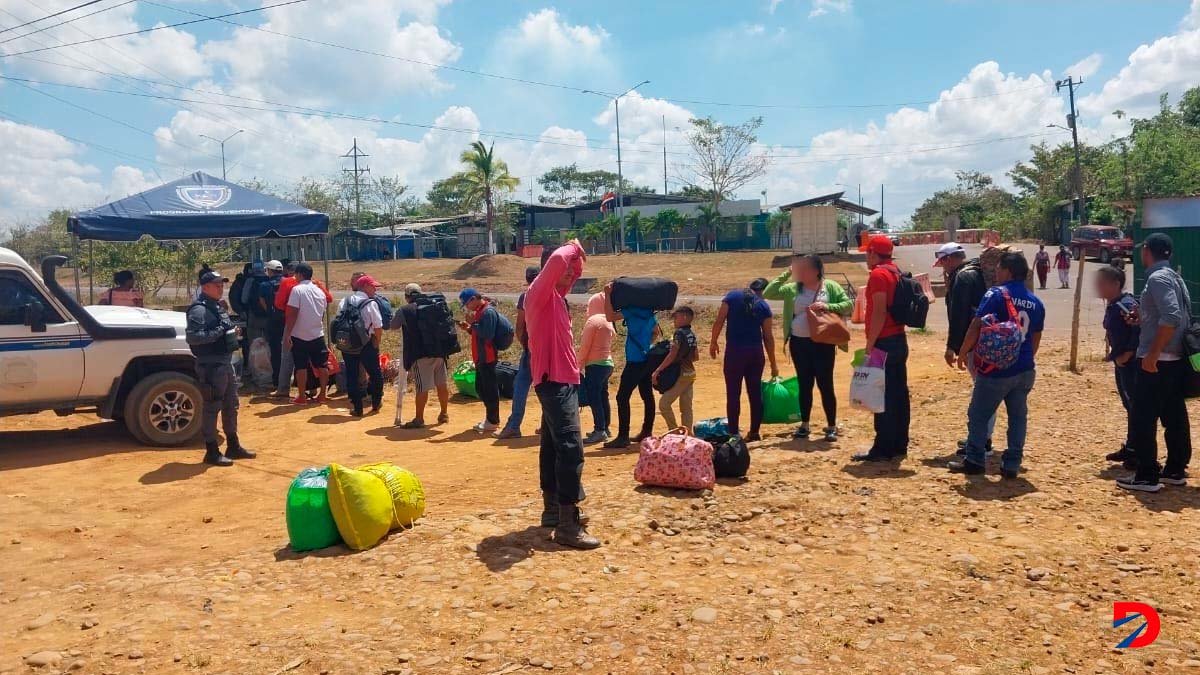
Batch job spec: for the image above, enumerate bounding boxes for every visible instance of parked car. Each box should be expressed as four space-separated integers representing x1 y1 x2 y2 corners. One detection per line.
1070 225 1132 264
0 247 203 446
867 229 902 246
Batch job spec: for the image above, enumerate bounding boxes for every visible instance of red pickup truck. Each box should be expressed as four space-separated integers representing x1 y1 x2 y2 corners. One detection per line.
1070 226 1133 264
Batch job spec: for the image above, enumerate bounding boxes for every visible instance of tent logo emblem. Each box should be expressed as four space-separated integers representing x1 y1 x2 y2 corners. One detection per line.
176 186 232 209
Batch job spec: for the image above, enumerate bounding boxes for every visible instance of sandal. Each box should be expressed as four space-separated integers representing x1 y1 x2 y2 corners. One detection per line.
437 412 450 424
402 419 425 429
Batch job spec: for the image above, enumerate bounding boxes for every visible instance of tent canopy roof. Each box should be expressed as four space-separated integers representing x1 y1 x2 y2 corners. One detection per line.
68 171 329 242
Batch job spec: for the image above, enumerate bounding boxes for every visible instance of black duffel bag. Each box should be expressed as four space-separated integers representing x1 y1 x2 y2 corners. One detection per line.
495 361 518 399
611 277 678 312
710 434 751 478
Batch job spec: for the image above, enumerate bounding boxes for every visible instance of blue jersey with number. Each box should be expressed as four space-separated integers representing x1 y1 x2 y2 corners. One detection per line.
975 281 1045 377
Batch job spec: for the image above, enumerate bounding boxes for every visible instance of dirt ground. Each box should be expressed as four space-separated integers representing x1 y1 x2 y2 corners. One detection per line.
3 330 1200 675
221 251 869 297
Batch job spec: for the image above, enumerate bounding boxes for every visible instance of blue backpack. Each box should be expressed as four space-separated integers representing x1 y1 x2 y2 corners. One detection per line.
973 288 1023 374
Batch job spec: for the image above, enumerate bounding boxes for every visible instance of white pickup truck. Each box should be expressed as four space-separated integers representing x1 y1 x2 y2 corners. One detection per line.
0 247 204 446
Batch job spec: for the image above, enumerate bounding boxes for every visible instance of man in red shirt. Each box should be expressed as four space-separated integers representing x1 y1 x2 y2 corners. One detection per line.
853 235 911 463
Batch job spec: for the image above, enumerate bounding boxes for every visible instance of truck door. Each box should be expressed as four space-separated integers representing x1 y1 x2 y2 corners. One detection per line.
0 270 86 404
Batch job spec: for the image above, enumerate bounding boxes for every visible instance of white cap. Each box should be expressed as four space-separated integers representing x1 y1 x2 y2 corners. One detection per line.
933 242 965 267
265 259 284 271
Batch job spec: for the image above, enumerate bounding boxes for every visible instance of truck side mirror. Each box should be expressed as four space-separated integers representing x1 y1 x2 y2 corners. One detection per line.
24 300 47 333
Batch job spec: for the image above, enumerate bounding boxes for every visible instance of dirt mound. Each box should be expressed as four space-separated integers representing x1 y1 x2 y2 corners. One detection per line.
452 254 528 280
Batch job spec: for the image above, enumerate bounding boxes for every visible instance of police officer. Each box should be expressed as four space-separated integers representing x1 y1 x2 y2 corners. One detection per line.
187 269 257 467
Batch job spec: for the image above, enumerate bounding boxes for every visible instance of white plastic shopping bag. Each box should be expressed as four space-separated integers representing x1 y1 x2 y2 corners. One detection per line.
849 348 887 414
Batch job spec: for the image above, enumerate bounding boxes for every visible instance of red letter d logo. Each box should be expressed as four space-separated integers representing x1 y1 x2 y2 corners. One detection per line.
1113 602 1160 649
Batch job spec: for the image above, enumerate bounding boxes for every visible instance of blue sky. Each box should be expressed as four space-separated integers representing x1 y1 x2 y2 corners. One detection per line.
2 0 1199 231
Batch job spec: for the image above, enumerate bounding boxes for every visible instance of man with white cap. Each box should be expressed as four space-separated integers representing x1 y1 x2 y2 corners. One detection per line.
934 242 994 455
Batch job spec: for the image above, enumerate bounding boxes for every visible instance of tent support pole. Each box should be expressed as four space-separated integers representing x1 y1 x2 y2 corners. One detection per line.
71 234 81 301
88 240 94 304
321 234 332 335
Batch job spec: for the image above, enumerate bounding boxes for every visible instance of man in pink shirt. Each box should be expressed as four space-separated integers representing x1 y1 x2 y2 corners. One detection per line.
525 239 599 550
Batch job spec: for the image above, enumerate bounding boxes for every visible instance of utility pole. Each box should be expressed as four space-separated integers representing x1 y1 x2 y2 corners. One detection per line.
880 184 884 228
1057 75 1087 373
199 129 243 180
341 138 370 231
662 114 668 196
583 80 650 251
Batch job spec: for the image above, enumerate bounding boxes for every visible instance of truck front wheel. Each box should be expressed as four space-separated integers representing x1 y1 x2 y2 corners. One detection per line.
1100 249 1112 264
122 372 204 446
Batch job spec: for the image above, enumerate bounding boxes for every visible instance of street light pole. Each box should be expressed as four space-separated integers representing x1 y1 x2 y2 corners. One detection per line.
200 129 244 180
584 80 649 251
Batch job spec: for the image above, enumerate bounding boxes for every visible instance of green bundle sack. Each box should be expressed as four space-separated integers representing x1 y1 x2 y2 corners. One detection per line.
452 360 478 398
285 466 342 552
761 376 802 424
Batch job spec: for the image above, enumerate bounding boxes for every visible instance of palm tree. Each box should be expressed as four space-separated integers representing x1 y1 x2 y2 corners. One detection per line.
459 141 520 254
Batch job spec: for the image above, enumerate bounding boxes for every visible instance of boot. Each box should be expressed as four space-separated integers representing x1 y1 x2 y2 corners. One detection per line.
553 505 600 550
541 493 588 528
203 443 233 467
224 437 256 460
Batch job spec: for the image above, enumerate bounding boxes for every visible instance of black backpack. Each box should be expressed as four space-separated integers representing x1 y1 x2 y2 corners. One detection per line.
492 310 515 351
332 298 374 354
711 434 751 478
415 294 461 358
887 266 930 329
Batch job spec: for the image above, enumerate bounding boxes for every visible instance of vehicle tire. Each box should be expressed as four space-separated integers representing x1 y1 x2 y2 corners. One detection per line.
1100 249 1111 264
122 371 204 447
1071 246 1083 261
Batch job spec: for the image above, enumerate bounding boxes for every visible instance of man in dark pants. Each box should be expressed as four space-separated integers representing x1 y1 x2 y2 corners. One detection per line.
934 242 993 454
602 291 659 449
260 260 286 384
186 270 257 467
527 240 598 549
337 275 385 417
853 235 911 462
459 288 501 432
1117 233 1193 493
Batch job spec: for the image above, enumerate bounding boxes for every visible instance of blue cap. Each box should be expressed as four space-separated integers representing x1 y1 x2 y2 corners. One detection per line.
459 288 480 304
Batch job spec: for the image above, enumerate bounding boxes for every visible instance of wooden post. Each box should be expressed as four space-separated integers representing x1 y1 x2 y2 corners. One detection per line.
1068 254 1086 373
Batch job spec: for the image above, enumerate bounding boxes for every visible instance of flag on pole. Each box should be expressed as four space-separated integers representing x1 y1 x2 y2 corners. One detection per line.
599 191 616 215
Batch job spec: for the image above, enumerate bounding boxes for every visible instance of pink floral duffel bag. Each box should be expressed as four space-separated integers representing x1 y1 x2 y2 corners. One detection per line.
634 428 716 490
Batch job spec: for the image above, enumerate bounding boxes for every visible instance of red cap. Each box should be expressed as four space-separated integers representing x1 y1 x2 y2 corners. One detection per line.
865 234 894 257
353 275 381 290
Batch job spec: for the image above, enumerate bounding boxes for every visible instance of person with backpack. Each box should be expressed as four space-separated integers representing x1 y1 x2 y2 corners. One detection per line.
710 278 779 443
525 239 598 549
394 283 455 428
1094 265 1140 469
948 252 1044 478
459 288 507 432
853 235 914 463
497 266 541 439
601 285 663 449
1117 233 1193 493
259 260 286 385
283 263 332 405
272 262 333 398
934 243 995 456
334 275 385 417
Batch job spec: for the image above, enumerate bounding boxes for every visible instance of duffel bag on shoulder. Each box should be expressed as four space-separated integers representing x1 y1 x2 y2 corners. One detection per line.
634 428 715 490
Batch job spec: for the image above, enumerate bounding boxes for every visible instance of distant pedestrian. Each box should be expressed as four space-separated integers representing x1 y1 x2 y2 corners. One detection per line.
186 269 256 467
948 252 1044 478
1054 246 1072 289
335 275 384 417
653 306 699 432
459 288 502 432
852 235 911 463
710 277 778 442
394 283 451 428
1117 233 1193 493
525 240 599 549
1034 244 1051 290
577 291 615 443
1094 265 1139 467
98 270 143 307
283 263 331 404
497 266 540 439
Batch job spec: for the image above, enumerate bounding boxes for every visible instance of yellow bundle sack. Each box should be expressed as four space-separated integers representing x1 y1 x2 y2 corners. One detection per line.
358 462 426 528
326 463 393 550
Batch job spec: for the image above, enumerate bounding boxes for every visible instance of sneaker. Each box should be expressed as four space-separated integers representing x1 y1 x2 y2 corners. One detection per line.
473 421 499 433
947 459 986 475
633 431 653 443
438 412 450 424
602 436 630 449
401 419 425 429
494 427 521 439
956 438 993 456
851 451 891 463
290 396 308 405
793 425 811 439
349 407 363 418
822 427 838 442
1106 447 1134 462
744 432 761 443
1122 458 1139 471
1161 472 1189 487
1000 468 1020 480
583 430 610 444
1116 476 1163 493
314 394 328 404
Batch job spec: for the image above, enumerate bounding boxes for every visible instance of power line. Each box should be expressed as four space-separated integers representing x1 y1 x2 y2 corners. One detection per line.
0 106 188 170
0 0 107 36
0 0 136 46
656 84 1053 110
0 0 310 58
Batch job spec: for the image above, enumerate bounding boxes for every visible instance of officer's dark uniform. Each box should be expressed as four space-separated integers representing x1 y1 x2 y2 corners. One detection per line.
187 272 256 466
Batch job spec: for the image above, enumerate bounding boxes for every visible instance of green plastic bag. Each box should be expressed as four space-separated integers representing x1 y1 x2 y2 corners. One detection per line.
761 376 801 424
452 360 478 398
851 348 867 368
286 466 342 552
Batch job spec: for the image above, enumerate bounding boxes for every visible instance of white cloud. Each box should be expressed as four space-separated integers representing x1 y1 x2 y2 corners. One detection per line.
1184 0 1200 30
200 0 462 105
809 0 851 19
1078 18 1200 122
767 0 784 14
0 119 103 227
495 9 610 76
1065 53 1103 79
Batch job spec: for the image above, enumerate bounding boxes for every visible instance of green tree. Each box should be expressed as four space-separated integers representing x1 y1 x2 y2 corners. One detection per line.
537 164 580 203
677 116 769 212
910 170 1018 237
654 208 686 235
458 141 520 254
425 172 479 217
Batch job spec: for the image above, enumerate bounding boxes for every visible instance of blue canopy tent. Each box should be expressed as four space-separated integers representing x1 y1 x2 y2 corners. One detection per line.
67 171 331 301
